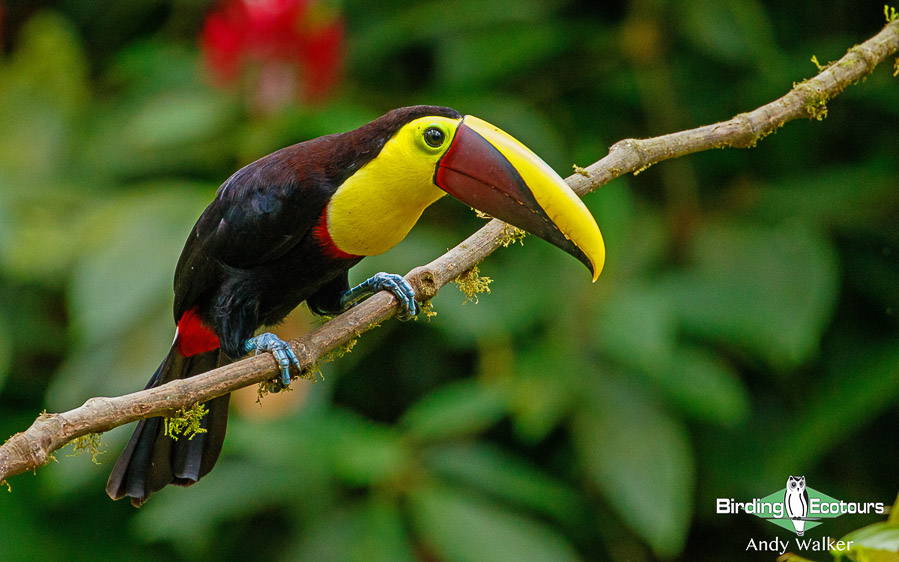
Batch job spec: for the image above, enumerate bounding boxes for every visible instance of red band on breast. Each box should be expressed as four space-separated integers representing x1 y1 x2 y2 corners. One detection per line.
176 307 221 356
312 206 359 260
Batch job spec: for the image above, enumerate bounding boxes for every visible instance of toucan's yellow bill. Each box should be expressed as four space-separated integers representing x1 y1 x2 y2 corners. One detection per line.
435 116 605 281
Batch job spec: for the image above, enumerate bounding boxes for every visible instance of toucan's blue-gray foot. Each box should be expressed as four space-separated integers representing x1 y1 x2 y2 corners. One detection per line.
340 272 419 320
244 332 300 385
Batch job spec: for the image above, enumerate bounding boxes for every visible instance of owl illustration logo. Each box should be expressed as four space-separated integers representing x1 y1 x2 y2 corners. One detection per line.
784 475 810 535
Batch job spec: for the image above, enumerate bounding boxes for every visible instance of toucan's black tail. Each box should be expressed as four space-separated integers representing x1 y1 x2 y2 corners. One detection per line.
106 346 229 507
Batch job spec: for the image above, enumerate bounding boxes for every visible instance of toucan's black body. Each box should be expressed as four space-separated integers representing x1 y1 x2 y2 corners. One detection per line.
107 105 604 507
177 105 461 355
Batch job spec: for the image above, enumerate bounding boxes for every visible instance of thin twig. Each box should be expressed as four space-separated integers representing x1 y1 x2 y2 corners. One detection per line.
2 17 897 485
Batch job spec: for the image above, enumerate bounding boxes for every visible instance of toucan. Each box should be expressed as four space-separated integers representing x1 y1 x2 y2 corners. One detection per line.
106 105 604 506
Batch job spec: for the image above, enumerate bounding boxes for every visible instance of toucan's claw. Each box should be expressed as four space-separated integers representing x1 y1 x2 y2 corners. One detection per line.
340 272 419 321
244 332 299 386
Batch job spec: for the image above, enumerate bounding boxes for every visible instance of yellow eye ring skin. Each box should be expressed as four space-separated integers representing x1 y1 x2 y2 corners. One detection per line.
420 122 453 151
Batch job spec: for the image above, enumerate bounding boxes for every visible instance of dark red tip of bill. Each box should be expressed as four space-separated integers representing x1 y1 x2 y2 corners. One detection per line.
176 307 221 356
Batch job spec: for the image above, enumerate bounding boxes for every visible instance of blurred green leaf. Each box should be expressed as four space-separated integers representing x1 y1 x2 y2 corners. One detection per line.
0 312 10 391
835 521 899 560
594 285 750 425
658 346 750 425
408 483 581 562
507 339 582 442
0 184 95 283
765 339 899 477
0 10 88 115
0 499 61 560
326 410 411 487
436 24 569 88
124 89 235 151
287 497 416 562
134 460 295 556
571 375 694 557
105 41 205 97
677 0 780 67
430 241 581 346
661 221 839 371
69 185 211 344
85 87 237 178
594 283 677 370
422 442 584 525
0 11 87 184
400 379 508 443
752 159 898 229
349 0 562 69
284 497 415 562
584 179 641 276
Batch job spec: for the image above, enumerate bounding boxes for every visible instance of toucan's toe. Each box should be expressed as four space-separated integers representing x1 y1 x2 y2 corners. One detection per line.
339 272 419 320
244 332 299 386
370 272 419 320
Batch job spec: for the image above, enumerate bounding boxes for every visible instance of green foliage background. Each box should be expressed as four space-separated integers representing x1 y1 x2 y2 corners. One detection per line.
1 0 897 560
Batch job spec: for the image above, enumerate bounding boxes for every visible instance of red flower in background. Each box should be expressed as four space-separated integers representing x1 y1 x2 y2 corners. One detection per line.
201 0 343 111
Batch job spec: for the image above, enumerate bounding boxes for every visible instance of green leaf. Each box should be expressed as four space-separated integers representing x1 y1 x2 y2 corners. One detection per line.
69 185 211 344
752 160 898 229
763 339 899 476
507 362 576 442
436 24 569 89
408 484 581 562
134 460 297 556
584 179 640 275
350 0 561 69
46 305 175 410
594 283 677 372
0 11 89 115
326 410 411 487
287 498 416 562
661 221 839 371
0 499 60 560
678 0 780 66
422 442 584 525
659 346 750 426
0 184 94 282
506 339 581 441
0 12 88 184
571 375 694 557
123 89 234 151
83 77 236 178
835 521 899 560
594 285 750 425
429 240 583 346
0 312 10 391
401 379 508 443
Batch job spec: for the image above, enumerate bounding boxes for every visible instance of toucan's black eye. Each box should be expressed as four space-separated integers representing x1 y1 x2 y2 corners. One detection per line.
424 127 445 148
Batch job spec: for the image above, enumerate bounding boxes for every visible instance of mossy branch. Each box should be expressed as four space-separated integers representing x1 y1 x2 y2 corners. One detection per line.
1 16 898 484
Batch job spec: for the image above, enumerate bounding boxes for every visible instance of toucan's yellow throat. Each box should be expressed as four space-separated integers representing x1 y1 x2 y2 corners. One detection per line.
326 115 461 257
326 110 605 280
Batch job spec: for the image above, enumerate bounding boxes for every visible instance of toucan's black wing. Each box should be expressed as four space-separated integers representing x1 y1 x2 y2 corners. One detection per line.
173 137 343 320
